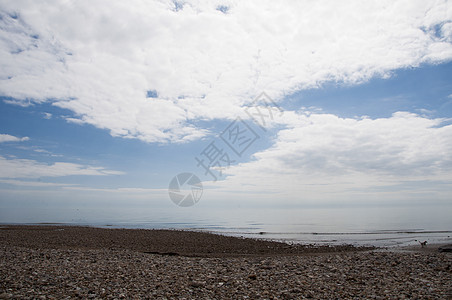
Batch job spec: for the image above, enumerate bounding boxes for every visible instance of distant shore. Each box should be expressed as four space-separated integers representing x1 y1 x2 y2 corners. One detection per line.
1 225 451 299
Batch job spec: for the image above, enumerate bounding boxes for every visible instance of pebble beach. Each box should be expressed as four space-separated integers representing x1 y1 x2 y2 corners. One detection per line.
1 225 451 299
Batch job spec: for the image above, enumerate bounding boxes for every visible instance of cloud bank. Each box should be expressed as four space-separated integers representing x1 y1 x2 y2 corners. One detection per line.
208 111 452 203
1 0 451 143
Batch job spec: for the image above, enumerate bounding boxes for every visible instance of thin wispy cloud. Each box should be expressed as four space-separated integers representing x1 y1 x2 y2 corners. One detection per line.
42 112 52 119
0 155 124 179
62 186 167 194
0 179 76 188
0 134 29 143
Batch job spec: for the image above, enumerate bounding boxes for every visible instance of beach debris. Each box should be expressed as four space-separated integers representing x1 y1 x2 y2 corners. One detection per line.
189 281 205 288
143 251 179 256
438 244 452 253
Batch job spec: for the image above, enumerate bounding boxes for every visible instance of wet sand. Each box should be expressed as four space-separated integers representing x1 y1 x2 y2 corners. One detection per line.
1 225 451 299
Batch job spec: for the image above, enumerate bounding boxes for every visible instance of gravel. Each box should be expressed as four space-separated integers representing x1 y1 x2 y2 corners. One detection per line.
1 225 451 299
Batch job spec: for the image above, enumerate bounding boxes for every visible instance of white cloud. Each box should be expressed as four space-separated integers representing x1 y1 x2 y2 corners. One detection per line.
0 179 165 195
3 99 32 107
42 112 52 119
0 0 451 143
32 148 49 154
0 134 29 143
31 148 63 157
61 186 167 194
0 179 75 187
206 111 452 203
0 155 124 179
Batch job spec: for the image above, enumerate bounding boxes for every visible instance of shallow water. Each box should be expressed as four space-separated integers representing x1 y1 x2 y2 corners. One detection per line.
3 205 450 247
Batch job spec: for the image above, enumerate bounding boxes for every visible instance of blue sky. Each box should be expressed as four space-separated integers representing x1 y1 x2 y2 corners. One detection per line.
1 1 452 222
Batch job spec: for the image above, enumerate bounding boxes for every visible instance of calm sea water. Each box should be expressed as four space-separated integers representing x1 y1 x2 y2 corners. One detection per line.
3 204 451 247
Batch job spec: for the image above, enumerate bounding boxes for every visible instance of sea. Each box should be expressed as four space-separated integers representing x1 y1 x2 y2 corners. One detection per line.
2 204 451 248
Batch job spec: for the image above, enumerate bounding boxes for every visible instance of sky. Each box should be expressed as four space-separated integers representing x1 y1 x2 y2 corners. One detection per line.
0 0 452 222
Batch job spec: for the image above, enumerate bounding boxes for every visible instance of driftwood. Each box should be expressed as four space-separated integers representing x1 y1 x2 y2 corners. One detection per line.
438 244 452 252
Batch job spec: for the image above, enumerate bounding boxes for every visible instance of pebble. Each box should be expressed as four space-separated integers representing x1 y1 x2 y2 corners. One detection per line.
1 245 451 299
1 226 451 299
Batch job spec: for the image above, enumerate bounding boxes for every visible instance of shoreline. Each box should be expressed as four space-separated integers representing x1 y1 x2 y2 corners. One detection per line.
0 225 374 257
1 225 451 298
1 224 451 255
3 222 451 249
